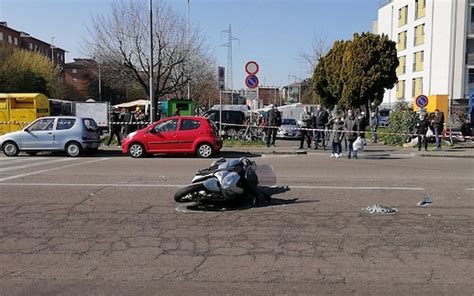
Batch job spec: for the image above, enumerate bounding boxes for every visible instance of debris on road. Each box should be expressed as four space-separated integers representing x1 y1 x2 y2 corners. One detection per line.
417 196 433 207
364 204 398 215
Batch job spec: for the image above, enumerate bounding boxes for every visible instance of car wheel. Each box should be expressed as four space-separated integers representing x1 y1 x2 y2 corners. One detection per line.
129 143 146 158
2 141 19 157
65 142 82 157
196 143 213 158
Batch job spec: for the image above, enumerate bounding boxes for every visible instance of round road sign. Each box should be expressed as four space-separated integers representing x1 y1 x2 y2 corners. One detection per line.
415 95 429 108
245 75 259 89
245 61 259 75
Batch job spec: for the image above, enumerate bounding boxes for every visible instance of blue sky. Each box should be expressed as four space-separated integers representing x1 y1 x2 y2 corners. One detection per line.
0 0 379 88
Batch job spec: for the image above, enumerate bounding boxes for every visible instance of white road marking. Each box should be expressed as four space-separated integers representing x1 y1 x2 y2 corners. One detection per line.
289 185 425 191
0 158 74 172
0 182 424 191
0 158 110 182
466 188 474 191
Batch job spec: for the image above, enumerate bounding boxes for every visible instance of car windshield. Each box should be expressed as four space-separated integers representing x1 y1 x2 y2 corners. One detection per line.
282 119 297 125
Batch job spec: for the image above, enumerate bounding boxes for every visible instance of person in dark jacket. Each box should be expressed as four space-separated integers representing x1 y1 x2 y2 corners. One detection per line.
461 119 472 140
358 111 369 141
432 109 444 150
329 115 344 158
106 110 122 147
266 105 282 147
344 109 359 159
415 113 430 151
370 111 379 143
119 108 133 137
312 105 329 150
299 107 312 149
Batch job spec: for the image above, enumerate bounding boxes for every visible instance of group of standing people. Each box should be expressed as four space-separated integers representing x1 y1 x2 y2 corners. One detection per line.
298 105 375 159
106 107 148 147
414 109 445 151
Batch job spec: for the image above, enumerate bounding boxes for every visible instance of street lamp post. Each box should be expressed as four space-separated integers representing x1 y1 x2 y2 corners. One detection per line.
98 60 102 102
51 36 55 63
149 0 154 122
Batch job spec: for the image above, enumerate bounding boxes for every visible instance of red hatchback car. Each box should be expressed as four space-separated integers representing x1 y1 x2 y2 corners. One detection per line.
122 116 222 158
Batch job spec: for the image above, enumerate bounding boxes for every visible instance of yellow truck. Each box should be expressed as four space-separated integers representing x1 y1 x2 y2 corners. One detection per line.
0 93 50 135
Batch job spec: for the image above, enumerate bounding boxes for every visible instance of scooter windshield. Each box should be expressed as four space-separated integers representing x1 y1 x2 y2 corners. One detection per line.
254 165 277 186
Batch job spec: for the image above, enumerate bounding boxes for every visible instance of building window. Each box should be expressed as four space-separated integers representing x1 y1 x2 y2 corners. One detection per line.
396 80 405 99
412 77 423 97
398 31 407 51
413 51 424 72
7 35 12 43
469 69 474 84
398 5 408 27
415 0 426 19
397 56 406 76
29 43 33 50
13 37 18 45
72 68 77 74
414 24 425 46
34 45 38 51
0 32 3 41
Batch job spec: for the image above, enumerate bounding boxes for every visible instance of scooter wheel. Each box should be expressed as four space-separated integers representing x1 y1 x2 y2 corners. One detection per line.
174 183 205 202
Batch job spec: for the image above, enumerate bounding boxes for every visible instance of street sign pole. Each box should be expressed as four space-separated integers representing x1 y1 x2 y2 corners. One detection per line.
219 91 223 134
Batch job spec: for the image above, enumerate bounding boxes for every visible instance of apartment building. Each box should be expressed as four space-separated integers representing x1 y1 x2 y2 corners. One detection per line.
0 21 66 67
375 0 469 108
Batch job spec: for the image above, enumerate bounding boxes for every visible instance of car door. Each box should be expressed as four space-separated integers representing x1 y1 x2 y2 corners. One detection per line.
178 119 202 151
146 119 179 152
54 118 78 148
20 118 56 150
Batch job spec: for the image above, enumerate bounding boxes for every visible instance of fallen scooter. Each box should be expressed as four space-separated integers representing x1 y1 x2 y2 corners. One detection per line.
174 157 275 207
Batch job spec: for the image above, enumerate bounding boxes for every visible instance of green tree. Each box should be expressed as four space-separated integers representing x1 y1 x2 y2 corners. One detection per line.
312 33 398 110
0 43 66 98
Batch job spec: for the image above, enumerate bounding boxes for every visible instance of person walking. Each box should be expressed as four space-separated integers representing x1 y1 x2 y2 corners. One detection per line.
266 105 282 147
329 115 344 158
174 107 181 116
106 110 122 147
370 111 379 143
432 109 444 150
415 112 430 151
299 107 312 149
313 105 329 150
344 109 359 159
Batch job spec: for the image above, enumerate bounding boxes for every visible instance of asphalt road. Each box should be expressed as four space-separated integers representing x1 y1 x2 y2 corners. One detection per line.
0 148 473 295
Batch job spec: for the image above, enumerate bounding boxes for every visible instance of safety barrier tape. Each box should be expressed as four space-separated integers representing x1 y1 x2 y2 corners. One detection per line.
218 122 462 138
0 121 463 138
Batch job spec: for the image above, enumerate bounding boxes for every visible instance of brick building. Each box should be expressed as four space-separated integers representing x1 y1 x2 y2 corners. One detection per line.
0 21 66 68
63 58 96 100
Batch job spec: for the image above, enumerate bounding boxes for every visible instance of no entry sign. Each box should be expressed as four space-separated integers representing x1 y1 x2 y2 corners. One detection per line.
245 61 259 75
245 75 259 89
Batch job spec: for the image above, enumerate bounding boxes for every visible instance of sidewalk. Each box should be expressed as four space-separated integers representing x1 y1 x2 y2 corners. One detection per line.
222 140 474 159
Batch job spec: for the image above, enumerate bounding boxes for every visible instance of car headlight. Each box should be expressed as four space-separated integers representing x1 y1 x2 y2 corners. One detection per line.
126 131 137 139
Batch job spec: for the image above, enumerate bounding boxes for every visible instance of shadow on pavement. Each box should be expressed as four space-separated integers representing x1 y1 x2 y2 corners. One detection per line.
179 185 318 212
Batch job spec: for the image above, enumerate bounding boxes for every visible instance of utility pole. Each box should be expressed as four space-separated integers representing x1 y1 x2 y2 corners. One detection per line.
187 0 191 101
221 25 239 104
149 0 154 122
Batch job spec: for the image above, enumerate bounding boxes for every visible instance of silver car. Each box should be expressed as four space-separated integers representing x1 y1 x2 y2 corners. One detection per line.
277 118 301 139
0 116 100 157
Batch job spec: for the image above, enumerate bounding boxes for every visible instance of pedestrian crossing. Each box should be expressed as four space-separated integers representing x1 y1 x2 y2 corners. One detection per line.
0 156 109 183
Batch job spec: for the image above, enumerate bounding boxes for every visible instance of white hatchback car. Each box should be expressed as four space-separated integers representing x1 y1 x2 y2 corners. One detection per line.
0 116 101 157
